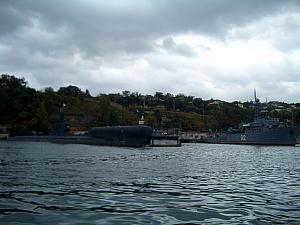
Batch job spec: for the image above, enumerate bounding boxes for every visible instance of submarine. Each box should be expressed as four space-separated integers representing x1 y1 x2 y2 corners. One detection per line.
9 112 153 147
8 111 181 147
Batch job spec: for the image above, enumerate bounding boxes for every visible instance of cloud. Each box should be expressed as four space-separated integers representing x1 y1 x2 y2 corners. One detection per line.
1 0 300 102
161 37 198 57
227 12 300 53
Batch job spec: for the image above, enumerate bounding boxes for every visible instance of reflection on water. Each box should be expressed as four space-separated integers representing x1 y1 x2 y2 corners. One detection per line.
0 141 300 224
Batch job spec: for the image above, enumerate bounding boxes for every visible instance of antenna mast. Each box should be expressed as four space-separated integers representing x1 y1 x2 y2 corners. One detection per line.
254 89 259 121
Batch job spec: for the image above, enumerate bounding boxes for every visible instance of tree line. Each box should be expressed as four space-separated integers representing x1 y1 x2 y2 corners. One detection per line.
1 74 299 135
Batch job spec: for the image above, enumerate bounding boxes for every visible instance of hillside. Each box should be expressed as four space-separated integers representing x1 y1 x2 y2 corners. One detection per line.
1 74 300 135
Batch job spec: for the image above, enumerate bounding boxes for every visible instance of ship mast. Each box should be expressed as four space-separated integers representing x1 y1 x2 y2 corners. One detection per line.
138 97 145 125
254 89 259 121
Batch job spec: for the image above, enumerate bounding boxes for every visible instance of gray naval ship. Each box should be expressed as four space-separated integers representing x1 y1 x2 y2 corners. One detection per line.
204 92 300 146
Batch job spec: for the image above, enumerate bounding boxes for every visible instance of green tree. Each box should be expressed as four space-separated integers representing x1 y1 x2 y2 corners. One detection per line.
44 87 54 93
85 89 91 97
58 85 85 97
0 74 27 89
0 74 37 123
97 96 111 126
30 102 49 134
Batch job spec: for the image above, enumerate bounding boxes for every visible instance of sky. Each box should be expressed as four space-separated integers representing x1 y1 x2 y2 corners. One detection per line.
1 0 300 102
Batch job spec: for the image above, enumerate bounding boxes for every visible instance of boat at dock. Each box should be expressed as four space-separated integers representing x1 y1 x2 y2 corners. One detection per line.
8 125 181 147
7 112 181 147
9 125 153 147
204 91 300 146
0 133 9 140
204 117 300 146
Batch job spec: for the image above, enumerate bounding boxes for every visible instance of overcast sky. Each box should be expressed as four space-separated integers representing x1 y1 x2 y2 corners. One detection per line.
1 0 300 102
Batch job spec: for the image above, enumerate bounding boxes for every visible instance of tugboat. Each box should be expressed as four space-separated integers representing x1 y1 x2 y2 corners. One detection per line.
204 91 300 146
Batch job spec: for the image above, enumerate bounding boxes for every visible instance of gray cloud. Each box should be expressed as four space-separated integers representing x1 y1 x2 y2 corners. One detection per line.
2 0 299 54
1 0 300 102
162 37 198 57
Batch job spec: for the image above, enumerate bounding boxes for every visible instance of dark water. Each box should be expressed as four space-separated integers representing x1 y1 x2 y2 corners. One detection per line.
0 142 300 225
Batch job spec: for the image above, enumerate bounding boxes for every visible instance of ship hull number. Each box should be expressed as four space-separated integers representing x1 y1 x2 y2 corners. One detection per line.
241 134 247 141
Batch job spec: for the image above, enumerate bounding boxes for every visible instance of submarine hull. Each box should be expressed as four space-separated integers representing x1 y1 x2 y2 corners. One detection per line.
8 126 153 147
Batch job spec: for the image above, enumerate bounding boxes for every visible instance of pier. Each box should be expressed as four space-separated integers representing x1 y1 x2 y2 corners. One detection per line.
150 135 181 147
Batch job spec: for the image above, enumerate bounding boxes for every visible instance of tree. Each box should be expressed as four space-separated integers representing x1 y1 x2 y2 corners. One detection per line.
85 89 91 97
154 92 164 100
0 74 27 89
97 96 111 126
58 85 85 97
0 74 37 123
122 90 130 97
44 87 54 93
29 102 49 134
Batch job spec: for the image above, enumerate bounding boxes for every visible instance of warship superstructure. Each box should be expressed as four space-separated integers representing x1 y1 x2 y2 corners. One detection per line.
204 91 300 146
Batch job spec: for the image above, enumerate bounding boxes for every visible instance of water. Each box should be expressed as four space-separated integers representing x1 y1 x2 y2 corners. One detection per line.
0 141 300 225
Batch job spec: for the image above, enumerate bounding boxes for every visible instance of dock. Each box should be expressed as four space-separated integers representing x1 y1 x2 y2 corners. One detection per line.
150 135 181 147
0 134 9 140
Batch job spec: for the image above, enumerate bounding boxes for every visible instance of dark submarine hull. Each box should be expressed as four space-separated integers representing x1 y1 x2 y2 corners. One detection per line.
9 126 153 147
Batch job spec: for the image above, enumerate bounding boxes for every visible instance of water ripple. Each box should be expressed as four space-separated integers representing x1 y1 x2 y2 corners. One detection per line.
0 142 300 224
